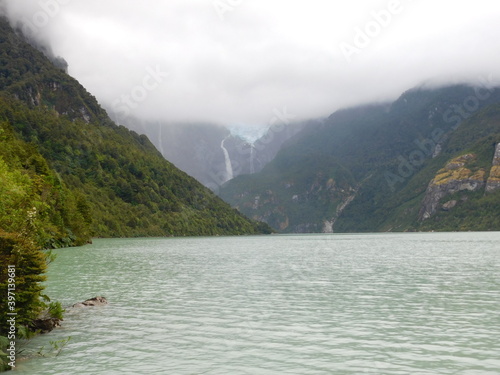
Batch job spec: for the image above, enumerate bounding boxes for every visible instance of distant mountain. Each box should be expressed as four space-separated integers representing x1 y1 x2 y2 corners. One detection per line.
112 115 309 191
220 84 500 232
0 16 271 243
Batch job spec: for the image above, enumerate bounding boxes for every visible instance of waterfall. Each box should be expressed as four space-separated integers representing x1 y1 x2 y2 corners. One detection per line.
250 143 255 174
221 136 234 182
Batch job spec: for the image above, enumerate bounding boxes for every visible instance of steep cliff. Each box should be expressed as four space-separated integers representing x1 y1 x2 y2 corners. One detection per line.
486 143 500 193
419 154 487 220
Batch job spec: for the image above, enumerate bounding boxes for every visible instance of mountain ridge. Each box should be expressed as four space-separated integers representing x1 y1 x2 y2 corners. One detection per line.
220 84 500 232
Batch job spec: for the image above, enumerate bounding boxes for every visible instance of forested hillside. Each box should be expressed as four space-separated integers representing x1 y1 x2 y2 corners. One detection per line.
0 16 270 238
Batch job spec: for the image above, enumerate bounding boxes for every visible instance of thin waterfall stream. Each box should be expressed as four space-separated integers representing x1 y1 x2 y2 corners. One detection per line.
221 135 234 182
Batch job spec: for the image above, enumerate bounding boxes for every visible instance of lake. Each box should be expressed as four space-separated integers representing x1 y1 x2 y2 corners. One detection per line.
13 233 500 374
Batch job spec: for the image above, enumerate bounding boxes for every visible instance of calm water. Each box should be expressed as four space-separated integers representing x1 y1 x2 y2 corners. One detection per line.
14 233 500 374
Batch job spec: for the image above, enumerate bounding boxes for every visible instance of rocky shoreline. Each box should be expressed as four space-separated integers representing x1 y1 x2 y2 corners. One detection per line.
30 297 109 334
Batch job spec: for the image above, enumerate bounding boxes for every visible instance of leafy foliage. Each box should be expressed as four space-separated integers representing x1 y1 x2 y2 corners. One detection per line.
0 97 82 363
0 114 91 247
0 231 47 332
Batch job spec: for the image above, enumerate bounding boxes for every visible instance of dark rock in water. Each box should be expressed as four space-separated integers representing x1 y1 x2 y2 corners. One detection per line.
29 297 108 333
72 296 109 308
30 317 61 333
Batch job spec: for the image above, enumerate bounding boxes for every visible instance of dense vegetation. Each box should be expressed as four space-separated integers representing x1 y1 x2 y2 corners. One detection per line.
221 86 500 232
0 111 92 247
0 96 270 237
0 106 77 370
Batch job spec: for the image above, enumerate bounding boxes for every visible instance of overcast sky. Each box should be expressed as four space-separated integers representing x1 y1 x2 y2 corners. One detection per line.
3 0 500 130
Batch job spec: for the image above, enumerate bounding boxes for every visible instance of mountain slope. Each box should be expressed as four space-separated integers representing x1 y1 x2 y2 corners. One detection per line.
385 105 500 232
0 111 91 247
220 85 500 232
113 116 308 191
0 16 271 238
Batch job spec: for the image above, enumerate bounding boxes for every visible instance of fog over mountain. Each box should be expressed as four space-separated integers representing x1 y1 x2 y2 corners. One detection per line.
2 0 500 132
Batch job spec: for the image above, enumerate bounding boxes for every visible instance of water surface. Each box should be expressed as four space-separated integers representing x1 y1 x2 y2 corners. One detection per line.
15 233 500 374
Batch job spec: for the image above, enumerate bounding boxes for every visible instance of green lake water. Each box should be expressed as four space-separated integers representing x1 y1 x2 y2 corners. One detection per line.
13 232 500 374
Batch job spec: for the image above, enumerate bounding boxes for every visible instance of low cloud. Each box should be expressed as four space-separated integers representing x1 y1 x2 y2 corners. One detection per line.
2 0 500 128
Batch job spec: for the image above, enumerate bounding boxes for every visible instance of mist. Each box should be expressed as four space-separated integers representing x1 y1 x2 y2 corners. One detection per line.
2 0 500 130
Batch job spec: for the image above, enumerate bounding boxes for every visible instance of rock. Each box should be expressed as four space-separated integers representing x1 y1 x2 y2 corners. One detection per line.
444 154 474 170
441 200 458 211
72 296 108 308
419 154 486 220
30 318 61 333
492 143 500 166
486 144 500 193
432 144 442 158
419 178 485 220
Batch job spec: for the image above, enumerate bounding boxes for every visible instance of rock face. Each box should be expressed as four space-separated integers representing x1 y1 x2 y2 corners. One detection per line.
419 154 486 220
72 296 109 308
441 200 458 211
235 171 357 233
30 318 61 333
486 143 500 193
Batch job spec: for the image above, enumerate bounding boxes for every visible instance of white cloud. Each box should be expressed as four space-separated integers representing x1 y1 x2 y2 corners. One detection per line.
2 0 500 127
